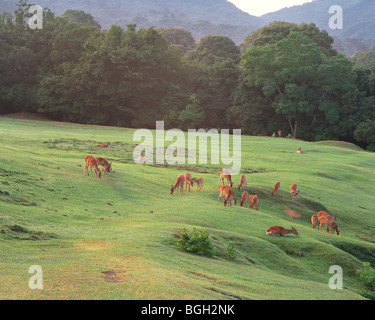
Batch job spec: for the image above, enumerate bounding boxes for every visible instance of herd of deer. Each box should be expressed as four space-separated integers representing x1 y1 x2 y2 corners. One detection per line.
171 169 340 237
85 141 340 237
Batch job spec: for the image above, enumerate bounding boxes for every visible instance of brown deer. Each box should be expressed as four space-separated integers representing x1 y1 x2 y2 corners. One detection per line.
185 173 194 192
249 195 259 210
296 148 303 154
266 226 298 236
84 155 101 178
223 189 236 207
237 175 247 191
217 185 236 206
271 181 281 196
311 214 318 229
219 169 234 188
317 211 337 232
96 157 113 173
97 142 111 148
278 130 282 137
240 191 249 207
171 174 185 195
328 221 340 236
192 178 203 191
290 184 299 201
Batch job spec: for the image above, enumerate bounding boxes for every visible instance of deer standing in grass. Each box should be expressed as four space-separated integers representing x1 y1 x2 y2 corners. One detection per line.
278 130 282 137
220 169 233 188
185 173 194 192
96 157 113 174
97 142 111 149
84 155 101 178
311 214 318 229
317 211 337 232
240 191 249 207
290 184 299 201
217 185 236 206
192 178 203 191
266 226 298 236
271 181 281 196
171 174 185 195
237 175 247 191
328 221 340 236
249 195 259 210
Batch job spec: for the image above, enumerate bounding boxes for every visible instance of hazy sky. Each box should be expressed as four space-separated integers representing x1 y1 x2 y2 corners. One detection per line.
227 0 314 16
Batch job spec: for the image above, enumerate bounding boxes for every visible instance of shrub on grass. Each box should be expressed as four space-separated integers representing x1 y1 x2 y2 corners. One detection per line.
177 228 214 257
356 262 375 291
226 241 237 261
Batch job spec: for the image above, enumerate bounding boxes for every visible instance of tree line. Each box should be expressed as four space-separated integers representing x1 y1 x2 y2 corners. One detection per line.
1 1 375 151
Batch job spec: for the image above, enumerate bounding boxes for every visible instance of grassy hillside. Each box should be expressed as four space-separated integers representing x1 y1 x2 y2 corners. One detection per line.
0 116 374 300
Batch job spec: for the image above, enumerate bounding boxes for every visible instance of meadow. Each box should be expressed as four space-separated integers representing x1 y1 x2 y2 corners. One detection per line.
0 115 374 300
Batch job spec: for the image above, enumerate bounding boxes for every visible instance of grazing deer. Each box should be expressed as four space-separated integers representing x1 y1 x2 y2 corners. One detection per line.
271 181 281 196
240 191 249 207
192 178 203 191
84 155 101 178
217 185 236 206
171 174 185 195
278 130 282 137
290 184 299 201
96 157 113 174
296 148 303 154
220 169 233 188
97 142 111 149
237 175 247 191
311 214 318 229
328 221 340 236
185 173 194 192
266 226 298 236
249 195 259 210
317 211 337 232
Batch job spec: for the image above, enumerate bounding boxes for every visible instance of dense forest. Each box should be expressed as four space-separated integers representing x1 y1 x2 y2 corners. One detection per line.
1 1 375 150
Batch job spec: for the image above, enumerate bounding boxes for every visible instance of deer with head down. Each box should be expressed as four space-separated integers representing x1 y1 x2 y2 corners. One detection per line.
290 184 299 201
217 185 236 206
171 174 185 195
84 155 101 178
96 157 113 174
317 211 337 232
219 169 233 188
328 221 340 236
311 214 318 229
271 181 281 196
240 191 249 207
237 175 247 191
249 195 259 210
266 226 298 236
192 178 203 191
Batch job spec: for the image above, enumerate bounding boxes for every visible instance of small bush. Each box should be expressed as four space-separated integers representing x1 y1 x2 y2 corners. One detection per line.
177 228 214 257
356 262 375 291
226 241 237 261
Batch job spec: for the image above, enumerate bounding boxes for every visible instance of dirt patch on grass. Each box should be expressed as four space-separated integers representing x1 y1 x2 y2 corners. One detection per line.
188 271 217 281
76 240 116 252
0 224 57 240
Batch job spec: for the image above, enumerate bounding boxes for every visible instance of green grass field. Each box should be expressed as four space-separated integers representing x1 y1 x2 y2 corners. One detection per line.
0 115 374 300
